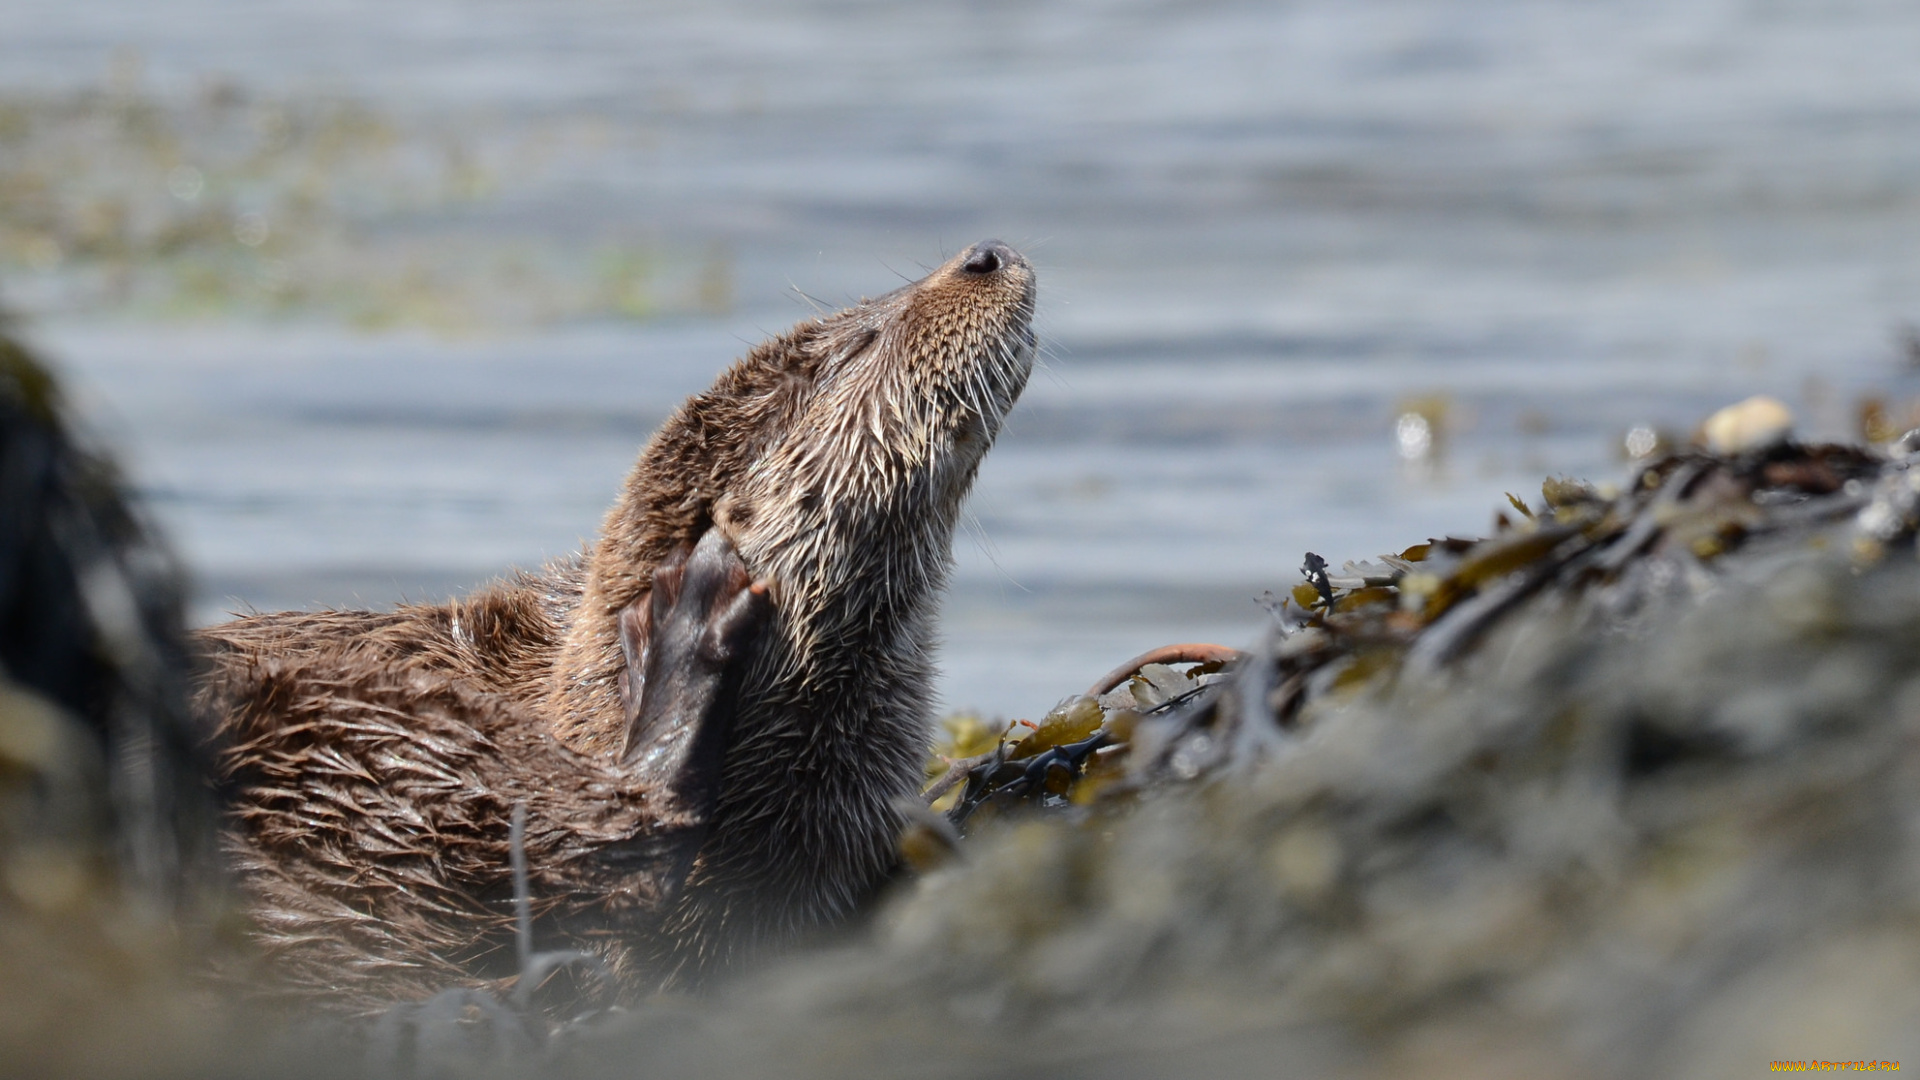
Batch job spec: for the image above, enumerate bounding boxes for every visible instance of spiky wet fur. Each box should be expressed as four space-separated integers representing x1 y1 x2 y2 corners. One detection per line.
201 245 1037 1008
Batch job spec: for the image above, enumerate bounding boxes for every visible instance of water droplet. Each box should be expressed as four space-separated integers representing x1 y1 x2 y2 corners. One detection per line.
233 212 269 247
166 165 204 202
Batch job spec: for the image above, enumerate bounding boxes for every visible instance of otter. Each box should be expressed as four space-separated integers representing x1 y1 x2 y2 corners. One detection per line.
199 240 1037 1010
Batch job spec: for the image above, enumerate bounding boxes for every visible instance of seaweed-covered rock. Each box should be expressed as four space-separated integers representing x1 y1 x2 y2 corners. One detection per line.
560 440 1920 1079
933 441 1902 809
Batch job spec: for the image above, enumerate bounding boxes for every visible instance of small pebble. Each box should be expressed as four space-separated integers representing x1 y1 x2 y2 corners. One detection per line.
1700 395 1793 454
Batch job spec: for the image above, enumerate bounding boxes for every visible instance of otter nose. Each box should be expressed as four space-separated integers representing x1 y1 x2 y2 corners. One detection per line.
960 240 1020 276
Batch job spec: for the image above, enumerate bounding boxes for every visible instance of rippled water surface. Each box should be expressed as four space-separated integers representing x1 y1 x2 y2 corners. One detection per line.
8 0 1920 714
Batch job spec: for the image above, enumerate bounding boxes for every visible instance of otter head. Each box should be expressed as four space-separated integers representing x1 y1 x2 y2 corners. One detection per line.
711 240 1036 666
557 240 1035 759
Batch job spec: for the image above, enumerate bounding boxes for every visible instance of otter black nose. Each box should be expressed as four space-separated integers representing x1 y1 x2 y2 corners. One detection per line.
961 240 1017 276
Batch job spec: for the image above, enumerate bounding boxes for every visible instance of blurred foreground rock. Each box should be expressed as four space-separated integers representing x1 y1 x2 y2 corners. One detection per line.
0 319 232 1076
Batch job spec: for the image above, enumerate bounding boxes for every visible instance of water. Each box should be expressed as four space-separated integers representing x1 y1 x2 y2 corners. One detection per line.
9 0 1920 716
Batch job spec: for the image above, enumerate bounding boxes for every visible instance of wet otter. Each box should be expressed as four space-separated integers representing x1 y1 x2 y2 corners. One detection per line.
201 240 1037 1010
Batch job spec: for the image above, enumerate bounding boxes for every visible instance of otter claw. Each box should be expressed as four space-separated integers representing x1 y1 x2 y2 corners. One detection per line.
703 579 772 664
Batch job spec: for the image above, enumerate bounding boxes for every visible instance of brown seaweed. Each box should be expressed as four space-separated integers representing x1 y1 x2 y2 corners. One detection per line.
923 438 1901 821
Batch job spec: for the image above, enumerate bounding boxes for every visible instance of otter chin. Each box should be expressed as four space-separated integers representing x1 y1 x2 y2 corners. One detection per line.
198 240 1037 1011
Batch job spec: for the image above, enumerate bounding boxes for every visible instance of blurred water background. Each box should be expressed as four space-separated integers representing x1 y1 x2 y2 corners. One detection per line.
4 0 1920 718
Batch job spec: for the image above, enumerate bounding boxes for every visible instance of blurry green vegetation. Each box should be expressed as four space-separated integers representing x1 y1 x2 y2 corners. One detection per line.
0 63 732 329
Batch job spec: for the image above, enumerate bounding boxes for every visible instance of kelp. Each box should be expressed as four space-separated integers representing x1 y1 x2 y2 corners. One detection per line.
920 437 1902 827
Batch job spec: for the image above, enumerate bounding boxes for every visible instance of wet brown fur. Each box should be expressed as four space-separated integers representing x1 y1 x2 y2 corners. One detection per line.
201 243 1037 1010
